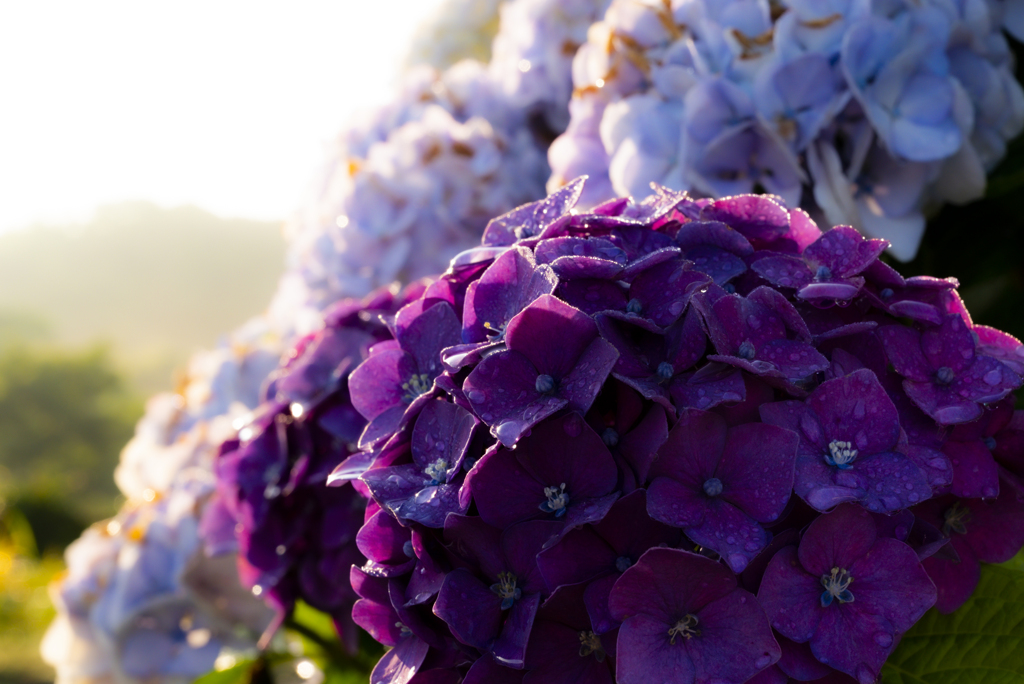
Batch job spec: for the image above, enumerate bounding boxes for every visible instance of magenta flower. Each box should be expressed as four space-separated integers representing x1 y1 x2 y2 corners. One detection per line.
464 412 619 533
697 285 830 390
752 226 888 304
462 294 618 446
609 547 780 684
646 408 799 571
914 486 1024 613
760 368 938 513
350 300 462 447
879 313 1021 425
758 504 936 683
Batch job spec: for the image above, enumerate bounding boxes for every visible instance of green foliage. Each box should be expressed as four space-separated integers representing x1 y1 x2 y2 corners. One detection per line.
0 547 62 682
192 603 383 684
882 555 1024 684
287 601 383 682
0 343 142 525
193 659 265 684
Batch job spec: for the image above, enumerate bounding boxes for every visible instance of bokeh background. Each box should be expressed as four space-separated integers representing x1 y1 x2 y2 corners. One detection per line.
0 1 468 679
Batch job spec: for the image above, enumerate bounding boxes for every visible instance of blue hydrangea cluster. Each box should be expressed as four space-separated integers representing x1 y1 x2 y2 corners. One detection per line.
489 0 613 132
273 0 620 322
40 323 282 684
548 0 1024 261
273 60 549 321
42 469 273 684
333 181 1024 684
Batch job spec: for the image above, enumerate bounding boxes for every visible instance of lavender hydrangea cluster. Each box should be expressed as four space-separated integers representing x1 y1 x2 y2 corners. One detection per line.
337 181 1024 684
41 469 273 684
547 0 1024 261
205 283 432 649
273 60 549 320
41 327 282 684
488 0 613 132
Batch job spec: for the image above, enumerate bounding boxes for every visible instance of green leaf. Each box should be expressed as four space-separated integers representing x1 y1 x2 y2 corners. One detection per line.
882 558 1024 684
192 658 259 684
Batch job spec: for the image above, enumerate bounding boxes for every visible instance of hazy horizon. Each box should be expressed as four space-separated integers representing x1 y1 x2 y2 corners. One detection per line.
0 201 287 394
0 0 449 234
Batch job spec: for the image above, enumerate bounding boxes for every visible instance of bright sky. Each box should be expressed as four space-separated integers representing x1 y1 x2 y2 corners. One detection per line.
0 0 448 232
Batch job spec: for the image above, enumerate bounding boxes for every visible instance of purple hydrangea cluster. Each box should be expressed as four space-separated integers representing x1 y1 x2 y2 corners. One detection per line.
337 182 1024 684
205 283 430 648
547 0 1024 261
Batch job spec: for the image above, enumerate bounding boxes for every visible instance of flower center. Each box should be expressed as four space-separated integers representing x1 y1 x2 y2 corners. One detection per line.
627 298 643 315
942 502 971 536
668 614 700 644
423 458 448 485
402 373 432 403
656 361 675 382
702 477 723 497
738 340 756 360
482 320 505 339
935 366 955 386
490 572 522 610
535 373 556 394
539 483 570 517
615 556 632 573
825 440 857 469
578 631 606 662
601 427 619 448
815 265 832 280
820 567 854 607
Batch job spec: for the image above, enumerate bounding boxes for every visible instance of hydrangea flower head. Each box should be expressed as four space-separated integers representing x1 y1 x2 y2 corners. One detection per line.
334 181 1023 683
548 0 1024 260
758 504 936 684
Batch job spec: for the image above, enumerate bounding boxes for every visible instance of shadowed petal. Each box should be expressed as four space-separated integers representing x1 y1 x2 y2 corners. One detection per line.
615 614 696 684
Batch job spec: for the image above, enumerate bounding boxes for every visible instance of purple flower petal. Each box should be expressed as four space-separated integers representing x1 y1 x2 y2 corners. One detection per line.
370 636 430 684
758 546 827 642
716 423 798 523
462 246 558 344
432 568 504 649
685 589 781 683
464 350 567 447
685 499 771 572
807 370 900 456
615 614 696 684
797 505 877 577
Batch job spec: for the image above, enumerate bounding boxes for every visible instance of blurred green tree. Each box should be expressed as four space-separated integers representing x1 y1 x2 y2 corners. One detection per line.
0 343 142 530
